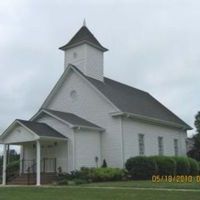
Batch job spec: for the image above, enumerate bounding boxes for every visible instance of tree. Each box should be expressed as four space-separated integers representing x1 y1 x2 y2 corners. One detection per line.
195 111 200 134
193 134 200 150
194 111 200 150
187 111 200 160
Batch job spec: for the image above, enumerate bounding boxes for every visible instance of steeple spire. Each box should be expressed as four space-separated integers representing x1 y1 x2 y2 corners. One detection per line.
59 23 108 52
83 18 86 27
59 23 108 81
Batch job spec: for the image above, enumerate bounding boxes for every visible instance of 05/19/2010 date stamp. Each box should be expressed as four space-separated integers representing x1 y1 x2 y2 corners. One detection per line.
152 175 200 183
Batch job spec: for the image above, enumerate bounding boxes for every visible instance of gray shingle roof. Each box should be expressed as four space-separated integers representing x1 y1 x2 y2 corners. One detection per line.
70 65 191 130
18 120 66 139
44 109 103 130
87 77 191 129
59 25 108 52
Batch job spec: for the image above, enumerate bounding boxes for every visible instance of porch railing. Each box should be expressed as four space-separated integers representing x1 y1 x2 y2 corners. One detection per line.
22 159 36 174
3 158 57 185
6 160 20 183
41 158 57 173
0 165 2 182
22 158 57 174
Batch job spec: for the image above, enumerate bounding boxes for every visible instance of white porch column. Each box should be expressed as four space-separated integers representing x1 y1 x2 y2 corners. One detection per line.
36 140 41 186
2 144 7 185
19 145 24 175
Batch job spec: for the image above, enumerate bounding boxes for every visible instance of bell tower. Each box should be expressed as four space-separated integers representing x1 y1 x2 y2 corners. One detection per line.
59 21 108 81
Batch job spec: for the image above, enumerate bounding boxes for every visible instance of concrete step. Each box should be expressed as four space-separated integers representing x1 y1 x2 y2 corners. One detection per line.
7 173 57 185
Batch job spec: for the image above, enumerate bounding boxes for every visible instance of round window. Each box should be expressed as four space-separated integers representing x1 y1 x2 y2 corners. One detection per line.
73 52 77 59
70 90 78 100
17 129 21 133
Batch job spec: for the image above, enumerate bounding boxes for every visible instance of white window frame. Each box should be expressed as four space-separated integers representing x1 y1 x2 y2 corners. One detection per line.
158 136 164 155
174 139 178 156
138 133 145 156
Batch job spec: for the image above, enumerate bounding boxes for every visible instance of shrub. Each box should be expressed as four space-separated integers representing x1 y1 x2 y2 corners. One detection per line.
171 157 190 175
73 179 88 185
199 162 200 175
57 179 68 185
102 159 107 168
125 156 157 180
57 172 71 182
67 168 90 181
6 160 20 171
188 158 199 176
187 149 200 161
56 167 124 184
89 168 124 182
6 160 20 181
150 156 176 176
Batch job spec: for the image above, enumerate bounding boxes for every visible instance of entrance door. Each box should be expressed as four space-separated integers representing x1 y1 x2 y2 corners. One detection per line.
41 143 56 173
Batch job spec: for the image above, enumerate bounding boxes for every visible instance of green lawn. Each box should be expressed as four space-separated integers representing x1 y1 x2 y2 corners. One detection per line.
1 181 200 200
0 187 199 200
83 180 200 189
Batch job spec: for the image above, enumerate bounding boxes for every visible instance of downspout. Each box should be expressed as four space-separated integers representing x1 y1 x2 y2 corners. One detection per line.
120 116 125 168
73 129 77 170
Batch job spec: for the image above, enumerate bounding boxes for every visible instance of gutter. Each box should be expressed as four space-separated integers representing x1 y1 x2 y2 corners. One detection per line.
110 112 192 131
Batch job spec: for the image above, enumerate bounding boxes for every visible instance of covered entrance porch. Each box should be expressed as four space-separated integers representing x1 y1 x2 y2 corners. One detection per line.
0 119 68 185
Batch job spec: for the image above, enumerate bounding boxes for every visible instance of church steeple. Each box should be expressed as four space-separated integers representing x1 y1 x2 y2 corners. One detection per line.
83 19 86 27
59 23 108 81
59 24 108 52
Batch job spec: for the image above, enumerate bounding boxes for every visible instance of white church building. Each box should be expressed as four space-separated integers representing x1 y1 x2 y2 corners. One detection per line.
0 22 191 185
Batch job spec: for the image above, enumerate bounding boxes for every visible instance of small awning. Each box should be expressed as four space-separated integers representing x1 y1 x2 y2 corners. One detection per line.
0 120 67 144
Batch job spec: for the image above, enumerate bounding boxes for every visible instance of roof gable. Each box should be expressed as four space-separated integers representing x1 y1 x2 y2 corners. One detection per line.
40 65 119 111
0 120 66 144
0 121 38 144
39 64 191 130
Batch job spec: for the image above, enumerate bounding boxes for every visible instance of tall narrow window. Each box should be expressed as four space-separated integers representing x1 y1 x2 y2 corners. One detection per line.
138 134 145 156
158 136 164 155
174 139 178 156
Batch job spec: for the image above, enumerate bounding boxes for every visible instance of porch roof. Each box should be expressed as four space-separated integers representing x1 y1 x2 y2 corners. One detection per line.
17 120 66 139
31 109 104 131
44 109 103 129
0 119 67 144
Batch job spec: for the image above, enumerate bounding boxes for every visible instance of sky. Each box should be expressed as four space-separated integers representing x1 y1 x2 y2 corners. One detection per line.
0 0 200 154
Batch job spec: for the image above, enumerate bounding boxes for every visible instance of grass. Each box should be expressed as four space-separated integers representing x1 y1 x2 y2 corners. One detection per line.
0 187 200 200
83 180 200 189
0 180 200 200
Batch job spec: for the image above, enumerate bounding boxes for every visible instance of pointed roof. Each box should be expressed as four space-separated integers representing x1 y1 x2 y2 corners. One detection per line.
59 25 108 52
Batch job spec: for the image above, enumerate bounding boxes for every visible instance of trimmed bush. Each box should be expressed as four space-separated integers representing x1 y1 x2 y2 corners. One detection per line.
125 156 157 180
171 157 190 175
89 168 124 182
188 158 199 176
150 156 176 176
57 167 124 184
